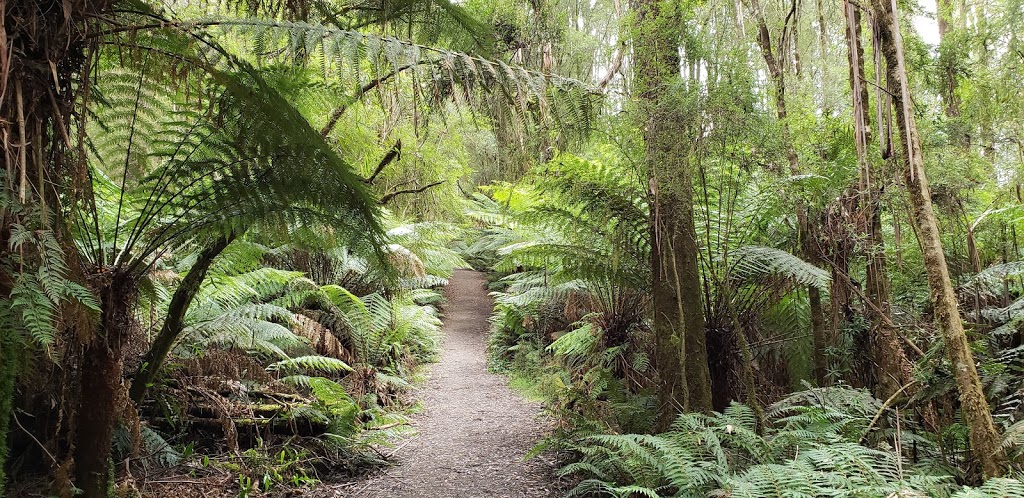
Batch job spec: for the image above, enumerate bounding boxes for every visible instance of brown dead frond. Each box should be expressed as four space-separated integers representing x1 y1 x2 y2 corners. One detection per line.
291 312 354 363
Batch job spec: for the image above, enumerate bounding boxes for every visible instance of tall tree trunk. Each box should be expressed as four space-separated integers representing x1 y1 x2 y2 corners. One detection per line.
633 0 713 426
129 234 237 404
843 0 916 399
75 270 137 498
870 0 1006 477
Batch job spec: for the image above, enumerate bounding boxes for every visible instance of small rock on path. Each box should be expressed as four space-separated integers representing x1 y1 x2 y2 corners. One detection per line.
354 269 561 498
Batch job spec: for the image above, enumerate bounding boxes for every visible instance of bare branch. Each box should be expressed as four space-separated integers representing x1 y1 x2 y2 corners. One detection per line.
365 140 402 185
378 180 445 205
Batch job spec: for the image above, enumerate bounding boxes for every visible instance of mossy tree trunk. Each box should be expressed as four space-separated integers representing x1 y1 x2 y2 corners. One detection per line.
841 0 916 399
632 0 713 426
870 0 1006 477
130 233 237 404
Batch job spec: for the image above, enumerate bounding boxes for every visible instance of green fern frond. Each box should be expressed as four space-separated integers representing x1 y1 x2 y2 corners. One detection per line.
729 245 831 290
952 478 1024 497
267 355 353 374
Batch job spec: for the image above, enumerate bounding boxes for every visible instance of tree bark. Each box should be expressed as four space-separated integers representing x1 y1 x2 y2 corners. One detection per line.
129 234 237 404
632 0 713 426
870 0 1006 477
843 0 916 399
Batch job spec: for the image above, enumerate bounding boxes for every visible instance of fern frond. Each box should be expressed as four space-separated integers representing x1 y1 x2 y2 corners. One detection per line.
267 355 353 374
729 245 830 290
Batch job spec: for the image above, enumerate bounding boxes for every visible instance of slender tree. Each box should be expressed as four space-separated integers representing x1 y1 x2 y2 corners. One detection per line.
869 0 1006 477
741 0 830 387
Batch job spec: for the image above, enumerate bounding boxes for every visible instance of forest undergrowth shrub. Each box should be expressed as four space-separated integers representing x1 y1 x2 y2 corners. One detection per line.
464 178 1024 497
561 388 1024 498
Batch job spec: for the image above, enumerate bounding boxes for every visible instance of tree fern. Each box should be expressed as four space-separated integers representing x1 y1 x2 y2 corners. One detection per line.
112 12 598 148
561 390 986 498
953 478 1024 497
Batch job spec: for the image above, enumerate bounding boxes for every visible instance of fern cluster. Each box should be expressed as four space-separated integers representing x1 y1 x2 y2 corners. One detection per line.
564 389 1024 498
462 153 662 441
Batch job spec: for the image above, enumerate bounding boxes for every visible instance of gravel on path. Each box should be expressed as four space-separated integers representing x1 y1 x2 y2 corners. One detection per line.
353 269 561 498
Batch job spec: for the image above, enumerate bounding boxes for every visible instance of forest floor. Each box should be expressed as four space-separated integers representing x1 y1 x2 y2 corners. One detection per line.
346 269 562 497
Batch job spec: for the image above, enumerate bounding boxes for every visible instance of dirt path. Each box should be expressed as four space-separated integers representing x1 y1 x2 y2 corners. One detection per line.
354 269 560 498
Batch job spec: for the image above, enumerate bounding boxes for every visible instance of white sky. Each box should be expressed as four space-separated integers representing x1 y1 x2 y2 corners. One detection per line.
913 0 942 46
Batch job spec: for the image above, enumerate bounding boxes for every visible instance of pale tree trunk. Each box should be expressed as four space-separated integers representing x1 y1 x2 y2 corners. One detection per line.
632 0 713 426
870 0 1006 477
842 0 916 399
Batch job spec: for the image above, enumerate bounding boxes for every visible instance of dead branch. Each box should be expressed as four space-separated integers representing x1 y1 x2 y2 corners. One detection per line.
364 140 402 185
378 180 445 206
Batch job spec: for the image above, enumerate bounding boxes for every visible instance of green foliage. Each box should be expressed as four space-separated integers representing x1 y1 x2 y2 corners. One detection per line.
197 16 597 147
0 337 18 495
562 389 1001 497
729 245 831 291
78 57 383 272
268 356 353 374
953 478 1024 498
112 425 182 470
4 224 98 347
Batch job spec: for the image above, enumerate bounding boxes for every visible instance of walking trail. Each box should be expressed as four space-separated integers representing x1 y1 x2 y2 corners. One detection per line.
355 269 560 497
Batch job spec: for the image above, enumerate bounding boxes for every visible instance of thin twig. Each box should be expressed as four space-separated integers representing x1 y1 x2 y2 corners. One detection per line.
859 380 916 444
13 410 56 464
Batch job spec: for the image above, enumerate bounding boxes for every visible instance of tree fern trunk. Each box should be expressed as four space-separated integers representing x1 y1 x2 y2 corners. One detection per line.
865 190 916 398
2 2 113 494
75 270 137 498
